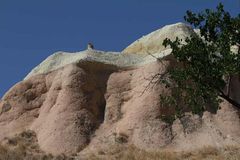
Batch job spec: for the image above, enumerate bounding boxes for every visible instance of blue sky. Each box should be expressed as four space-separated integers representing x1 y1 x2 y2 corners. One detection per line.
0 0 239 97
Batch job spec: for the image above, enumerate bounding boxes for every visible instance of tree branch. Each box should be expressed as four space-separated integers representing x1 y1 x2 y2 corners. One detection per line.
218 90 240 109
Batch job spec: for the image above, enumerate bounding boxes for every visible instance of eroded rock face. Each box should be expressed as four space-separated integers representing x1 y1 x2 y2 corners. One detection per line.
0 62 115 155
30 63 112 154
0 23 240 157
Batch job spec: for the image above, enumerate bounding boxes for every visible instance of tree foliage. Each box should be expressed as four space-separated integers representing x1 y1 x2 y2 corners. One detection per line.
161 3 240 116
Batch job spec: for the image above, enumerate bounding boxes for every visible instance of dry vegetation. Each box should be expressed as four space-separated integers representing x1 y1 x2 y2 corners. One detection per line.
0 130 74 160
0 130 239 160
86 145 240 160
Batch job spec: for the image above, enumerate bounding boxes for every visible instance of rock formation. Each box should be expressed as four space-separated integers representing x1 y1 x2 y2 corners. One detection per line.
0 23 239 159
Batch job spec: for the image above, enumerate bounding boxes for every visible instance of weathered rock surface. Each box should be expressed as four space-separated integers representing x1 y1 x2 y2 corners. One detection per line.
122 23 195 55
0 23 239 158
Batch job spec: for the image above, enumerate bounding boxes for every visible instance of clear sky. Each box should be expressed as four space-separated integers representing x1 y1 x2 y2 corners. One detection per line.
0 0 239 97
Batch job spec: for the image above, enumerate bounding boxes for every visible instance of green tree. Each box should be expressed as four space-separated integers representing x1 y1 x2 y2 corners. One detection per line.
161 3 240 117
